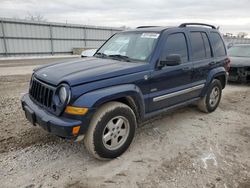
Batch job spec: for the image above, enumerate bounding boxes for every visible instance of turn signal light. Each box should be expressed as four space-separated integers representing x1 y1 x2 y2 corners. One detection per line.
72 126 80 135
65 106 88 115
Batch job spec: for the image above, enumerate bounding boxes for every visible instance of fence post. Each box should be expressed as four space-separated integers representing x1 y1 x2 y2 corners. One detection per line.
49 24 54 55
1 20 8 56
84 27 87 48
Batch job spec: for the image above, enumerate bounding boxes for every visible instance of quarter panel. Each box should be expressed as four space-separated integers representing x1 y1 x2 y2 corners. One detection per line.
200 66 226 96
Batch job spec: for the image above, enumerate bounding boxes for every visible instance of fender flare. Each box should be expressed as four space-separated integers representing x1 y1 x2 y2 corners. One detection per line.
201 67 227 96
72 84 145 118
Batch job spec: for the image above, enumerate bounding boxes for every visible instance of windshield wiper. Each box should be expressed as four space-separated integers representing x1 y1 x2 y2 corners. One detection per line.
95 52 108 58
95 53 131 62
108 54 131 62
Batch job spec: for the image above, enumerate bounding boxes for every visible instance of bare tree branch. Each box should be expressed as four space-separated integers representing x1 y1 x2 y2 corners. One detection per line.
25 12 47 22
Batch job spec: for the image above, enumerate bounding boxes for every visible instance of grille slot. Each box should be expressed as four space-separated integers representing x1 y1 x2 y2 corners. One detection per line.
29 78 54 109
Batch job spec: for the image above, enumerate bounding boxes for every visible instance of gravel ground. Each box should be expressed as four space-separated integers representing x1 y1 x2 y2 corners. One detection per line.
0 58 250 188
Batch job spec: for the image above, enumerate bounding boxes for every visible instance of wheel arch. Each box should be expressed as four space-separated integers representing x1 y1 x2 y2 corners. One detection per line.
72 84 145 123
214 74 226 89
201 67 227 97
110 96 142 123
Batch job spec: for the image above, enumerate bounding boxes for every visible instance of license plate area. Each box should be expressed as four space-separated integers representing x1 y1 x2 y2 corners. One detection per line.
24 106 36 125
229 75 238 81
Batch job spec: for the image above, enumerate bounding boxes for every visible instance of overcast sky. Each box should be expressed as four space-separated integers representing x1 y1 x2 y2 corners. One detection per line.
0 0 250 35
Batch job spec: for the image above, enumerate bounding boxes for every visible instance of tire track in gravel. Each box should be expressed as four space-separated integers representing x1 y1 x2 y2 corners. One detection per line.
0 69 250 187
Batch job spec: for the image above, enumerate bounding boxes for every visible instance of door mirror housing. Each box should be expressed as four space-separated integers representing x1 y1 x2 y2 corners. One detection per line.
158 54 182 69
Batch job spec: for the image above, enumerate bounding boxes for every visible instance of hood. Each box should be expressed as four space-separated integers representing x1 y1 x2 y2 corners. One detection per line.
34 57 148 86
230 56 250 67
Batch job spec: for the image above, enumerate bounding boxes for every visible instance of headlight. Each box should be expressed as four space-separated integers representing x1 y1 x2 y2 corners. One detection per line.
55 84 71 105
59 86 67 103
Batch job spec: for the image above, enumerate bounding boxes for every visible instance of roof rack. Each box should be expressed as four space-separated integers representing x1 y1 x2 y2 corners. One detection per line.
136 26 159 29
179 23 216 29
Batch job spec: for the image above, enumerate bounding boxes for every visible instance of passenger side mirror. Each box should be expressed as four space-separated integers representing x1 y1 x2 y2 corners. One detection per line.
158 54 182 69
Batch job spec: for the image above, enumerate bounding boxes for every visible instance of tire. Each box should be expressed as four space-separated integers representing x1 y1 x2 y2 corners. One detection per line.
198 79 222 113
84 102 136 160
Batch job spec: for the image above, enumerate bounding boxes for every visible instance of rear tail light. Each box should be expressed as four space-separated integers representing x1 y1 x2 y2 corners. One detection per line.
224 58 231 72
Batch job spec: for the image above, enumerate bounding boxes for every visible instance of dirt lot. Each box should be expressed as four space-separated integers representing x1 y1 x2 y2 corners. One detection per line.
0 58 250 188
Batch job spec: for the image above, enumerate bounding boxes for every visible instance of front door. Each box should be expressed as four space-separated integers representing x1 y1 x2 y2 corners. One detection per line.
148 32 194 112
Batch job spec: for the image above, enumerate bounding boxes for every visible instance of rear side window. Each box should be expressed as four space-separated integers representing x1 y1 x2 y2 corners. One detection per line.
201 33 212 58
190 32 206 60
189 32 211 60
162 33 188 63
210 32 226 57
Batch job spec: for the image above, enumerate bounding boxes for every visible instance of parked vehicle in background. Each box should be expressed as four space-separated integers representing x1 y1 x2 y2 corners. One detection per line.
21 23 229 160
81 49 97 58
228 44 250 82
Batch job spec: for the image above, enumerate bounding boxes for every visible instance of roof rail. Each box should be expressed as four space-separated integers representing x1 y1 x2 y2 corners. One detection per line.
136 26 159 29
179 23 216 29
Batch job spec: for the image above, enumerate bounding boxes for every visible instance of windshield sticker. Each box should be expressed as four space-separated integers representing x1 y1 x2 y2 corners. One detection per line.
141 33 159 39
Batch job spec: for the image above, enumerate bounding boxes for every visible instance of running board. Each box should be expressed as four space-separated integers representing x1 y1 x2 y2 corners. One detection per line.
143 97 200 121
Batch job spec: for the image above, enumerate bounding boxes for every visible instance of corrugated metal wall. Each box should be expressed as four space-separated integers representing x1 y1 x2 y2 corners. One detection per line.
0 18 122 57
223 36 250 45
1 18 249 57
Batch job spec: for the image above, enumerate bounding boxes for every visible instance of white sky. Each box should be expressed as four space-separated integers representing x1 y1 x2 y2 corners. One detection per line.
0 0 250 36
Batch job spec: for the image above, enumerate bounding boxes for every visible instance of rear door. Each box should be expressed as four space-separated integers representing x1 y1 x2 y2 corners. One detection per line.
148 31 194 112
209 31 228 68
187 29 212 96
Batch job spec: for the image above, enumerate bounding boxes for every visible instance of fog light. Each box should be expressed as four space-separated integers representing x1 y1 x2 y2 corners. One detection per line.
65 106 88 115
72 126 80 135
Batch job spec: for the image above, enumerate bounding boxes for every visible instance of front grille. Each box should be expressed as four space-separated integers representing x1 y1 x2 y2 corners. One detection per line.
29 77 54 109
229 67 238 76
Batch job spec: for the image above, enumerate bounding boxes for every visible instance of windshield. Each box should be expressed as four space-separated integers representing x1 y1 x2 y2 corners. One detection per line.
228 46 250 57
95 32 160 62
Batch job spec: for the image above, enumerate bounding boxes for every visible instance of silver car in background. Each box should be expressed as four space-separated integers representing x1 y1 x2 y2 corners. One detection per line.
81 49 97 58
228 44 250 83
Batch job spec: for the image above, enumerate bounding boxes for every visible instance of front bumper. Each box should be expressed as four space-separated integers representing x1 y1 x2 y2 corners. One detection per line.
229 66 250 83
21 94 84 140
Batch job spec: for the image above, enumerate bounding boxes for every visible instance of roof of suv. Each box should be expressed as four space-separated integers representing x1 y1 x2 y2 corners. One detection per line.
133 26 172 32
128 23 217 33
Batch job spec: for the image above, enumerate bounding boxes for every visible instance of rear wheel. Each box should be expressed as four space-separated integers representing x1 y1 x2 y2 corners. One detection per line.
198 79 222 113
84 102 136 160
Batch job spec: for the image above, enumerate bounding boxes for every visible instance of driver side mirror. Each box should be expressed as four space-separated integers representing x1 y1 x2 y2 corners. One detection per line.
158 54 182 69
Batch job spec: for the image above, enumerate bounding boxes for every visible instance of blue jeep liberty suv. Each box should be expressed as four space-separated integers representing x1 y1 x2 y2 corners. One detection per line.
21 23 230 160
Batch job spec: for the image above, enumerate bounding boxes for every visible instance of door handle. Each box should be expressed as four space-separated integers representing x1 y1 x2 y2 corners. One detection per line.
209 62 216 66
182 67 192 71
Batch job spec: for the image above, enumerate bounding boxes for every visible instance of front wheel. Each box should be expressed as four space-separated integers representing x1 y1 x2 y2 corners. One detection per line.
84 102 136 160
198 79 222 113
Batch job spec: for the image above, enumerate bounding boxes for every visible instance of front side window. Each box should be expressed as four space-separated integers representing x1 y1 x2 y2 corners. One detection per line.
210 32 226 57
161 33 188 63
96 32 159 62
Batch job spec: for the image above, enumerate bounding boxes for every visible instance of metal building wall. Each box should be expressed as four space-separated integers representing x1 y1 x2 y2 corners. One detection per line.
0 18 122 57
223 36 250 45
